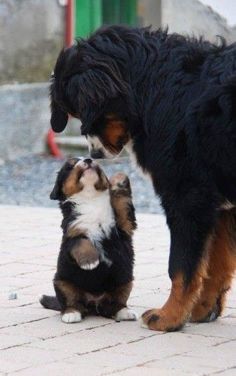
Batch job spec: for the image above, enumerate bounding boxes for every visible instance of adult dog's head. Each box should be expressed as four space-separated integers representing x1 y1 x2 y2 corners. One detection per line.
50 25 141 159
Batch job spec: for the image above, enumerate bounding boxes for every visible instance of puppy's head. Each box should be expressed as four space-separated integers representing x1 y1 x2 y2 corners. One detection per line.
50 26 136 155
50 158 109 201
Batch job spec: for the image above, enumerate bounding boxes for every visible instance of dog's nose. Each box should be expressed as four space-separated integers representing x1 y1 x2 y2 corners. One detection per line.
90 149 104 159
84 158 93 165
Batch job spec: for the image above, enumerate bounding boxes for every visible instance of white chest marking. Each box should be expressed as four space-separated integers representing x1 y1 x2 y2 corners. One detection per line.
124 140 151 181
68 191 115 242
220 200 235 210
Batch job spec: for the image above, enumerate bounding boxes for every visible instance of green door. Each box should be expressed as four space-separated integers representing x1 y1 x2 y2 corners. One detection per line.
75 0 102 38
103 0 137 26
75 0 137 38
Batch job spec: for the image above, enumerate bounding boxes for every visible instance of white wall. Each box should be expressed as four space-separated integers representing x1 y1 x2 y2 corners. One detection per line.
161 0 236 43
200 0 236 26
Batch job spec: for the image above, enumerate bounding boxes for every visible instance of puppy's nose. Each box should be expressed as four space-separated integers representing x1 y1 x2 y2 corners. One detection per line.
90 149 104 159
84 158 93 165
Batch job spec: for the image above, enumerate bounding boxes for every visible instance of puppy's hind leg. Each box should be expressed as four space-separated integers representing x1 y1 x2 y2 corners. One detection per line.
98 282 137 321
54 280 87 323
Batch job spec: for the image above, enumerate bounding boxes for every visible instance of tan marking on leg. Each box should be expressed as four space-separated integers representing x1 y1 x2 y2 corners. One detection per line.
71 238 99 270
142 259 208 331
110 173 136 236
54 280 79 307
54 280 87 316
98 282 134 318
67 226 85 238
111 281 133 305
191 211 236 322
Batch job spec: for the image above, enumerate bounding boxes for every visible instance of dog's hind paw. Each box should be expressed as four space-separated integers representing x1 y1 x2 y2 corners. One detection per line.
115 307 138 322
61 310 82 323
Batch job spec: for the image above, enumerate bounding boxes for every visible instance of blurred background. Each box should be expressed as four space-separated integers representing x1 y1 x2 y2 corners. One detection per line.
0 0 236 212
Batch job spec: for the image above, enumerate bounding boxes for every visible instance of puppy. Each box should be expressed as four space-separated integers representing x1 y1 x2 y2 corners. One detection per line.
40 158 137 323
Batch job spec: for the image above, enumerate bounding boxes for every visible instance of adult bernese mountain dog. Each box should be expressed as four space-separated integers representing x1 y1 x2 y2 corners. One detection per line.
49 25 236 331
40 157 137 323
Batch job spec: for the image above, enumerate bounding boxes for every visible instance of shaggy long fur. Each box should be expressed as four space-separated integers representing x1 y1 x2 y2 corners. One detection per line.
50 26 236 331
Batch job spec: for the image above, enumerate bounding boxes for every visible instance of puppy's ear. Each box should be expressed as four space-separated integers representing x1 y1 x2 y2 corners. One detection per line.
50 181 61 200
50 100 68 133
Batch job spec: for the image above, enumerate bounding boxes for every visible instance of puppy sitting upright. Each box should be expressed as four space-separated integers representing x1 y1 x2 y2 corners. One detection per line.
40 158 137 323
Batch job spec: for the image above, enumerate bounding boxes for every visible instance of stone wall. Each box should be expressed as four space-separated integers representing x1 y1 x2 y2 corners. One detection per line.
0 0 64 84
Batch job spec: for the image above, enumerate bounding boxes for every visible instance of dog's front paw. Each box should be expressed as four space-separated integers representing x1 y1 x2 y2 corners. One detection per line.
110 173 131 195
115 307 138 322
141 308 184 332
80 260 100 270
71 240 100 271
61 310 82 323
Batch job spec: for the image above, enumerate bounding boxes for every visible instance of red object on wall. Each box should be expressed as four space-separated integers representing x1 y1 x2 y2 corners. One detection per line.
47 129 62 158
47 0 74 158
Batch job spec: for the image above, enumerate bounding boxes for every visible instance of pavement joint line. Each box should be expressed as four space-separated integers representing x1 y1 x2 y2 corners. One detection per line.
0 316 51 330
76 342 122 356
102 358 165 376
205 366 236 375
127 333 159 344
1 341 33 351
213 338 236 347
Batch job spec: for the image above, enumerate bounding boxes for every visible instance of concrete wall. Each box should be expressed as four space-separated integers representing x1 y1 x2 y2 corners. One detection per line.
161 0 236 43
0 83 50 159
0 0 64 84
138 0 162 28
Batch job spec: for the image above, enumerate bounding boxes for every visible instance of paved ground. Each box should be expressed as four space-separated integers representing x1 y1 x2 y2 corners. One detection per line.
0 205 236 376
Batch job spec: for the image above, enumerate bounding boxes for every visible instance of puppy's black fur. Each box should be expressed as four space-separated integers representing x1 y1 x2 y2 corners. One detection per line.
49 26 236 331
40 158 137 321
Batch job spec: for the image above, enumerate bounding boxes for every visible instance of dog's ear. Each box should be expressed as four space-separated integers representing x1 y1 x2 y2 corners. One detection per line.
50 100 68 133
50 180 61 200
68 68 128 132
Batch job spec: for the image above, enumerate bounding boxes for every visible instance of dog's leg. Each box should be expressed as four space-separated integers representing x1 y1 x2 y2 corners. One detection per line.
110 173 137 236
141 206 215 331
191 210 236 322
98 282 137 320
71 238 100 270
54 279 87 323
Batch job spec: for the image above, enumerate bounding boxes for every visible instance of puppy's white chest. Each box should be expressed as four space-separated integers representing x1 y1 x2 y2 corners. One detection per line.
70 193 115 241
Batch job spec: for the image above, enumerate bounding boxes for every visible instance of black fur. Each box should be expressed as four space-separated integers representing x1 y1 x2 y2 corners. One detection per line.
55 225 134 295
50 25 236 288
40 159 135 318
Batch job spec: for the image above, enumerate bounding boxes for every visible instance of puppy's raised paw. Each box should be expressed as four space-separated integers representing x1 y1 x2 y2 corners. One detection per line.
61 310 82 323
110 173 131 195
80 260 100 270
115 307 138 322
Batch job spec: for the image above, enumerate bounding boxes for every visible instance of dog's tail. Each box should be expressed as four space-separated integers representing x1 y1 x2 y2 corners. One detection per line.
39 295 61 311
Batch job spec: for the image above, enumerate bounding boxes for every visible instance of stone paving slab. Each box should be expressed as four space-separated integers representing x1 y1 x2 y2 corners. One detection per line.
0 205 235 376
